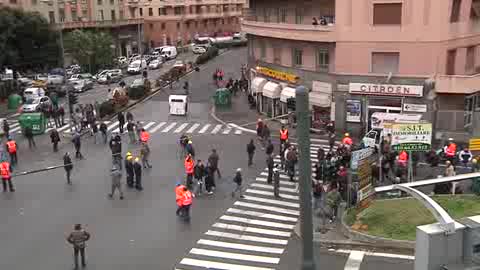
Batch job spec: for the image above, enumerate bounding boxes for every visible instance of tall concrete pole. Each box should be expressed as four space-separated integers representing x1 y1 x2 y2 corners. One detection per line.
296 85 316 270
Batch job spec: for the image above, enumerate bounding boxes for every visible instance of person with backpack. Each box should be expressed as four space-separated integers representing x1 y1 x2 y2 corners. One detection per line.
231 168 244 198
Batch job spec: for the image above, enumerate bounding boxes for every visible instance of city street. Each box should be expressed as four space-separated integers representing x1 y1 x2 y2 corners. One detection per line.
0 47 418 270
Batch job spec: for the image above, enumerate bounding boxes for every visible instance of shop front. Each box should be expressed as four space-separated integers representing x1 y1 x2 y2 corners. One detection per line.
310 81 333 126
280 86 296 115
250 77 267 112
261 82 282 117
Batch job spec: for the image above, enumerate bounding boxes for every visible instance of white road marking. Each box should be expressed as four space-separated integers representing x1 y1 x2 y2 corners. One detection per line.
179 258 274 270
205 230 288 245
211 124 222 134
344 251 365 270
256 176 296 186
212 223 291 237
220 215 295 230
197 239 284 254
234 129 243 134
58 124 75 132
250 183 298 193
245 189 299 201
226 208 298 223
222 127 231 134
186 123 200 133
189 248 280 264
335 249 415 260
161 122 177 133
107 121 119 131
242 195 299 208
142 121 156 131
198 124 210 134
148 122 166 133
234 201 299 216
173 123 189 133
112 123 127 133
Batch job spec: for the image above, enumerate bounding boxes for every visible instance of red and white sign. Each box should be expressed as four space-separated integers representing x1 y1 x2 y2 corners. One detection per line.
349 83 423 97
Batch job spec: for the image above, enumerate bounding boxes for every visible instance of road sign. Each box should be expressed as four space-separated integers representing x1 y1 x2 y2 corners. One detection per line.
350 147 374 170
469 138 480 151
391 123 432 151
351 148 375 210
403 103 427 112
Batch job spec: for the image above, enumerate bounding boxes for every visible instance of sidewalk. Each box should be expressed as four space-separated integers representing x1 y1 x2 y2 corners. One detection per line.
0 101 20 119
211 92 331 141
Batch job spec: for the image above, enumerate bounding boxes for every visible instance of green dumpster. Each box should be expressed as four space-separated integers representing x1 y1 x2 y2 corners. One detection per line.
8 94 22 110
18 112 47 135
213 88 232 106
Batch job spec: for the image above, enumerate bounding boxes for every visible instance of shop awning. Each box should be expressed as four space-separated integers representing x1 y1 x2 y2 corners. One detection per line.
309 92 331 107
280 87 296 103
251 77 267 94
262 82 281 99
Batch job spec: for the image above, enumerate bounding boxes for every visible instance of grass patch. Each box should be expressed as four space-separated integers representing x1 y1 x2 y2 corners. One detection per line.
351 195 480 241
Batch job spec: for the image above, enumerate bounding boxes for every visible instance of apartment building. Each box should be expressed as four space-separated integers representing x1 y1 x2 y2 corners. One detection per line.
243 0 480 141
126 0 245 47
0 0 142 57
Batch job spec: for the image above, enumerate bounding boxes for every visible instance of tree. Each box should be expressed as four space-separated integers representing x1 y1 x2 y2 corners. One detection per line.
64 30 115 73
0 7 60 72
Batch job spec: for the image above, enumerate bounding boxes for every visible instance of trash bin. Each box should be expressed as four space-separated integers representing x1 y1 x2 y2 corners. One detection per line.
214 88 231 106
7 94 22 110
18 112 47 135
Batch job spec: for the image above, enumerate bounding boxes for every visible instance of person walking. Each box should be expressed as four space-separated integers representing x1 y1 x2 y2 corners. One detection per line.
5 137 17 167
266 153 274 184
279 125 288 145
246 139 256 167
133 157 143 191
50 128 61 152
231 168 244 198
64 152 73 185
193 160 205 195
328 132 336 151
135 121 143 143
184 154 195 190
125 153 134 188
91 121 98 144
117 112 125 134
99 122 108 144
109 134 122 169
126 111 134 123
185 140 195 158
108 165 124 200
273 166 280 198
182 186 193 218
72 132 84 159
66 224 91 270
127 121 136 144
327 183 342 223
24 126 36 149
208 149 221 179
140 142 152 168
0 160 14 192
204 163 215 195
256 119 264 145
262 124 271 147
59 105 65 126
140 128 150 144
265 139 274 156
3 119 9 139
175 183 186 216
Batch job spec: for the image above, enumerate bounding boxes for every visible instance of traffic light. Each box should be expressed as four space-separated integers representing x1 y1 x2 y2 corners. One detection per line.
287 97 296 110
68 92 78 106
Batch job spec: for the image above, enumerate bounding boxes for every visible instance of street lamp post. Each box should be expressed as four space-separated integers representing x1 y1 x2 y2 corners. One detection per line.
296 85 316 270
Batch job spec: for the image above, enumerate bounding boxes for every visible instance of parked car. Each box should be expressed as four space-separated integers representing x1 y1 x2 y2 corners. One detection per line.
148 59 162 69
34 74 48 82
127 60 147 74
117 56 128 65
192 46 207 54
71 79 94 93
68 73 93 82
21 96 52 113
97 70 122 84
23 87 46 101
47 74 64 85
172 60 187 73
128 78 150 99
93 70 111 81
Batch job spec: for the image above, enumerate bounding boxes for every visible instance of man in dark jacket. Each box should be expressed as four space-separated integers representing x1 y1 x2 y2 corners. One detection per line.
66 224 90 270
117 112 125 134
194 159 205 194
99 122 108 144
72 132 83 159
231 168 244 198
109 134 122 169
126 120 136 144
208 149 221 178
246 139 256 167
133 157 143 191
24 126 36 149
64 152 73 185
108 165 124 200
3 119 9 138
265 139 274 156
50 128 61 152
266 153 274 184
126 111 134 122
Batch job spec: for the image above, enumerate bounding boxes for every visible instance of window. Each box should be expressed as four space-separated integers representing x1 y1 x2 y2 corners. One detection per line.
97 0 102 5
82 9 88 18
9 0 17 4
465 95 475 127
72 10 77 20
248 39 254 57
203 20 207 27
466 46 476 72
31 0 37 5
263 8 270 22
221 18 225 24
130 9 135 18
451 0 462 22
293 48 303 67
161 22 166 30
260 41 266 59
273 8 279 23
196 6 201 14
186 21 190 29
176 22 180 29
148 8 153 16
139 8 143 16
280 8 287 23
295 8 303 24
120 10 124 19
111 10 116 20
189 6 193 14
194 21 198 28
446 49 457 75
48 11 55 23
316 49 329 70
149 23 154 30
273 46 281 65
59 8 65 22
373 3 402 25
109 0 113 4
174 7 182 15
371 52 400 74
99 10 104 20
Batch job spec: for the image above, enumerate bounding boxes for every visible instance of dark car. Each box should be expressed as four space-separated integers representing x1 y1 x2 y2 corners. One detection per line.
128 78 150 99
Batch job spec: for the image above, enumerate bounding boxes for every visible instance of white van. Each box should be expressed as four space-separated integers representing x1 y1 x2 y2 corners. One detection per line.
362 112 423 149
169 94 188 115
127 60 147 74
161 46 178 60
23 87 46 101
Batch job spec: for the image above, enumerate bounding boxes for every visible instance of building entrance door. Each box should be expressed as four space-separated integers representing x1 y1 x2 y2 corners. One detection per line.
366 105 402 131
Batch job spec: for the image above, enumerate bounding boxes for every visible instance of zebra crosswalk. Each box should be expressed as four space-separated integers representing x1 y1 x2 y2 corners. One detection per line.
174 143 330 270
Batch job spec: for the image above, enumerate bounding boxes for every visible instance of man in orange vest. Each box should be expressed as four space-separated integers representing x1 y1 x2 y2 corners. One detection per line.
184 154 195 189
0 160 14 192
397 151 408 167
279 125 289 145
445 138 457 164
140 128 150 144
342 133 353 146
5 137 17 167
175 182 186 216
182 186 193 218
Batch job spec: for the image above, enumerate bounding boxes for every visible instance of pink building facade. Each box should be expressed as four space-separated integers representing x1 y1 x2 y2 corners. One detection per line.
243 0 480 141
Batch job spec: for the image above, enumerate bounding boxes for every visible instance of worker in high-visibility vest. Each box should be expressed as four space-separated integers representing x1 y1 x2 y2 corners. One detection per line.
140 128 150 143
0 160 14 192
175 182 186 216
279 126 289 145
444 138 457 164
342 133 353 146
182 186 193 218
184 154 195 190
397 151 408 167
5 137 17 167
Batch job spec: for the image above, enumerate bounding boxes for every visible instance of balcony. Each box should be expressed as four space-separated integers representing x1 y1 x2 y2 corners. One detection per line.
57 18 144 29
434 74 480 94
242 19 336 43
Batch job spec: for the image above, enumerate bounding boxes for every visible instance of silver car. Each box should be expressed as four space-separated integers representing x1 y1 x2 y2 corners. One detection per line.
47 74 64 85
71 79 94 92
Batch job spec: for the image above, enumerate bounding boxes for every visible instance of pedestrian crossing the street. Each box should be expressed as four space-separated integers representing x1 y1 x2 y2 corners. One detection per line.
174 143 330 270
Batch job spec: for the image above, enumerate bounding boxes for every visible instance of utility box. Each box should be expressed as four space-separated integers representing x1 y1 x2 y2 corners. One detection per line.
461 216 480 265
